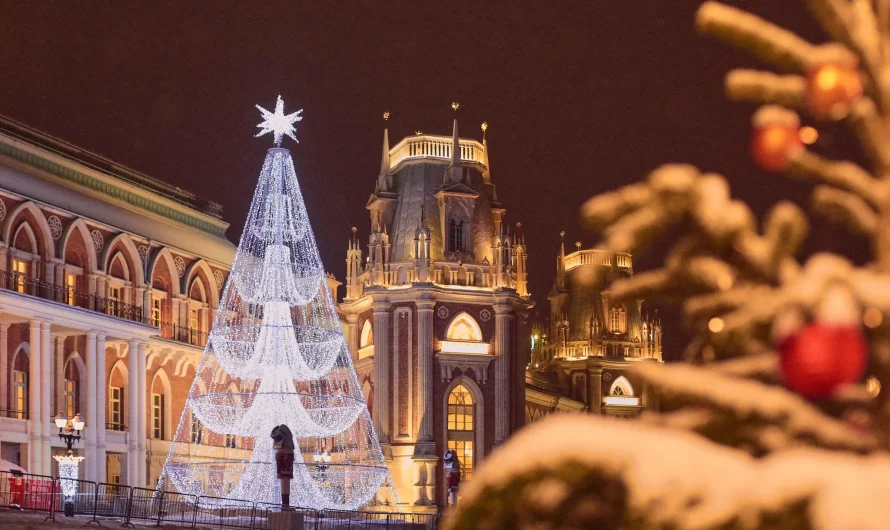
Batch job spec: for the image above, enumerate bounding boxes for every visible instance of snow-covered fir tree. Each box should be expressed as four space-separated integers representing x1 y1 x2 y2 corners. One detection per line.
445 2 890 529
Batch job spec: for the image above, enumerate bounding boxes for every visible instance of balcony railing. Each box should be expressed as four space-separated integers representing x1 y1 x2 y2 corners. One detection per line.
389 135 486 169
0 271 144 324
151 319 209 348
563 249 633 272
106 423 127 432
0 408 27 420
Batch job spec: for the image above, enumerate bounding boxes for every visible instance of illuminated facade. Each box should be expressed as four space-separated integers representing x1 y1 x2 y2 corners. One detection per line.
0 115 236 488
525 234 663 421
338 119 533 511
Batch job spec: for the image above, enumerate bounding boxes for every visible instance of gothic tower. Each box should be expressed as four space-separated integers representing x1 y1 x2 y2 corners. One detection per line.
339 117 533 512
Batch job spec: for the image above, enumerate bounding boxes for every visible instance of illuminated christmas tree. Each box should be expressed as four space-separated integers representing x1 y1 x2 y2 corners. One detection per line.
160 96 398 510
446 2 890 529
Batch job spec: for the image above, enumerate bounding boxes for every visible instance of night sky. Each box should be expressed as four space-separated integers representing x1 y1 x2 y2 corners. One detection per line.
0 1 869 360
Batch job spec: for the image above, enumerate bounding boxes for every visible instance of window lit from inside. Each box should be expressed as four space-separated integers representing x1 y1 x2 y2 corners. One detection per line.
152 393 165 439
13 371 27 419
12 259 27 293
64 379 77 419
65 273 77 305
446 384 475 480
109 386 123 430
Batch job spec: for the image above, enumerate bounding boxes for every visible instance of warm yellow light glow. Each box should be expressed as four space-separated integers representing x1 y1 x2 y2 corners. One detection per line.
357 345 375 360
481 121 488 132
451 102 460 111
447 313 483 341
602 396 640 406
415 130 423 135
440 340 489 355
866 376 882 398
863 307 883 328
717 274 733 291
816 66 840 90
383 111 390 121
708 317 725 333
799 126 818 144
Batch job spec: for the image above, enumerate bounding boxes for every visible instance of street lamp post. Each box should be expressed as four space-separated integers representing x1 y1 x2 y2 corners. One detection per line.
53 413 85 517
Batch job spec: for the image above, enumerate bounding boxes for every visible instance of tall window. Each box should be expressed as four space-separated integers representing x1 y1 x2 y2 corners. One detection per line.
108 286 120 316
12 259 27 293
64 379 77 419
448 219 463 253
224 433 236 449
109 387 123 430
152 393 165 439
151 298 162 327
65 273 77 305
446 384 475 480
609 307 626 333
189 308 199 344
190 414 202 444
13 371 27 419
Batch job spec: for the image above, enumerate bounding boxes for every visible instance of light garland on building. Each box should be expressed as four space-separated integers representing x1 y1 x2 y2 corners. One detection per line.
159 97 399 511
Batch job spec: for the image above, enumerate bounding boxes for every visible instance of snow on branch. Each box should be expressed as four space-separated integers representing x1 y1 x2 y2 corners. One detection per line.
697 2 839 73
847 98 890 170
789 151 883 208
445 415 890 530
811 185 878 236
725 69 806 109
633 362 877 452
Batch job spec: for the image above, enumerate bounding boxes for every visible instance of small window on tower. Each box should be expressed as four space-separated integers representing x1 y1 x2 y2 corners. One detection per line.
448 219 464 253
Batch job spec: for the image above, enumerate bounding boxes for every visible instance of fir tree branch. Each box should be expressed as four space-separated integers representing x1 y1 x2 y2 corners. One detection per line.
811 185 878 236
634 362 878 452
847 97 890 172
697 2 821 72
725 69 806 109
789 151 883 208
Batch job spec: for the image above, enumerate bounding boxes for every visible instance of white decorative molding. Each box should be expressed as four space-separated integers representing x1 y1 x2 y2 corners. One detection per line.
479 308 491 322
173 256 186 278
90 229 104 252
137 245 150 263
47 215 62 240
213 269 225 289
437 352 492 384
436 306 450 319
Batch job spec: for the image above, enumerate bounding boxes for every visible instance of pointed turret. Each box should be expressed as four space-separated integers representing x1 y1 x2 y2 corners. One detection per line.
556 231 567 290
481 122 491 182
445 117 463 185
377 117 392 192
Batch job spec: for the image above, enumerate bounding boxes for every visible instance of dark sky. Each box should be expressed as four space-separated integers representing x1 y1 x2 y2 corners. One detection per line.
0 1 869 360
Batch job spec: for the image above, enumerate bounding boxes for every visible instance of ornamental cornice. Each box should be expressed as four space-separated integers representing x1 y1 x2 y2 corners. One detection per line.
0 140 228 238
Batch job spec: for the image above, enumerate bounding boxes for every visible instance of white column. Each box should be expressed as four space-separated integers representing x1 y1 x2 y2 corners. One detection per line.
0 323 8 412
127 339 139 486
84 331 97 482
54 336 64 418
96 333 107 483
137 342 147 487
494 305 513 446
416 300 435 442
143 289 153 325
372 302 391 443
40 322 52 475
28 320 41 475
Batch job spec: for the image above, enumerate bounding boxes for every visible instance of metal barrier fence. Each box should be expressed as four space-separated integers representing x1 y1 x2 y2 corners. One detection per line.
0 470 439 529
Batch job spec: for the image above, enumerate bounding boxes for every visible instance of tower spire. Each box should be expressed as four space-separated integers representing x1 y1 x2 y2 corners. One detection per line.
556 230 567 290
481 121 491 181
445 102 462 185
377 112 392 192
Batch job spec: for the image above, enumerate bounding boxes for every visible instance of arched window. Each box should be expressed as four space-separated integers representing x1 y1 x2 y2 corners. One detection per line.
447 384 475 479
358 320 374 359
448 219 464 253
446 313 482 342
609 376 634 397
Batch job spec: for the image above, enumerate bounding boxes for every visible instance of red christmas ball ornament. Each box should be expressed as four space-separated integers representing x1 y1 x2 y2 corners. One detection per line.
807 62 862 119
779 323 867 399
750 106 803 172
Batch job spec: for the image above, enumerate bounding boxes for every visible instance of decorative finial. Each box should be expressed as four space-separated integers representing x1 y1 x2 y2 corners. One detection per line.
575 241 582 250
560 230 565 238
516 221 522 229
415 130 423 135
255 95 303 147
351 226 357 234
481 121 488 141
451 101 460 112
383 111 390 121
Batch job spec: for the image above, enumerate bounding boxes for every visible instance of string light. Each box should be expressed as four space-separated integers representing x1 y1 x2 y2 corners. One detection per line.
160 97 399 511
54 453 84 500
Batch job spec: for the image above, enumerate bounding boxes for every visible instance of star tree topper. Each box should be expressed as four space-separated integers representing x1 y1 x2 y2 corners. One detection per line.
256 95 303 146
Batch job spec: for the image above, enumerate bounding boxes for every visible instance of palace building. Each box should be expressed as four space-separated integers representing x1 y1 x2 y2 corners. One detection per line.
524 233 663 421
338 119 534 510
0 115 235 489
